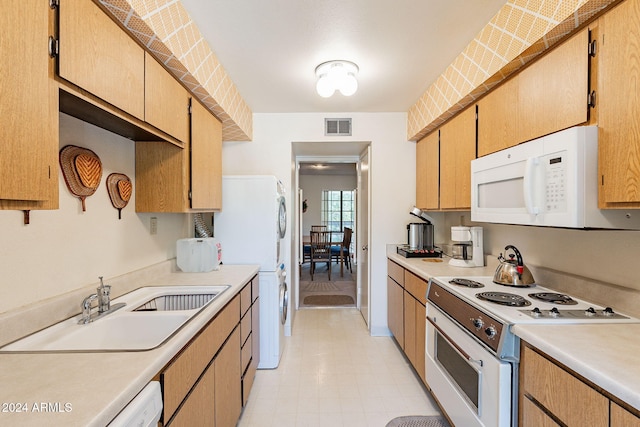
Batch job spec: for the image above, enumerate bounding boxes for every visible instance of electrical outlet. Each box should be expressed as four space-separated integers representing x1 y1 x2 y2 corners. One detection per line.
150 217 158 235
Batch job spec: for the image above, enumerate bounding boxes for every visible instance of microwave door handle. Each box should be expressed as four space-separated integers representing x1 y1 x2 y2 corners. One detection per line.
524 157 540 215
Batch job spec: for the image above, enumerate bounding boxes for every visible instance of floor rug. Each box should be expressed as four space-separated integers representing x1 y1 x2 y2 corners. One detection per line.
303 294 355 306
386 416 451 427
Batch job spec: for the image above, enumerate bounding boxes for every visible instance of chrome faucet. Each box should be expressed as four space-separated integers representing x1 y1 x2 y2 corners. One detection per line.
80 293 98 324
78 276 126 324
97 276 111 313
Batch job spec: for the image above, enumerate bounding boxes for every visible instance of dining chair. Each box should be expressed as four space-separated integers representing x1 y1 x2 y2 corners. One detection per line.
331 227 353 273
310 230 332 281
310 225 327 231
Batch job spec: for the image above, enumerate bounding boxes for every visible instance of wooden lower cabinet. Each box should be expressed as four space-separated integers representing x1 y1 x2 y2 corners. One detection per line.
520 343 640 427
160 277 261 427
387 276 405 349
387 259 427 385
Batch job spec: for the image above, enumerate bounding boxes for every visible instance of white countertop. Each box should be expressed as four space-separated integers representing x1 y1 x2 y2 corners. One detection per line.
513 323 640 411
387 244 640 412
386 244 500 280
0 264 259 427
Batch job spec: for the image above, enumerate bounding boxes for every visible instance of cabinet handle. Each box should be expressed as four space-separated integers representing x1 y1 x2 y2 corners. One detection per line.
48 36 59 58
588 91 597 108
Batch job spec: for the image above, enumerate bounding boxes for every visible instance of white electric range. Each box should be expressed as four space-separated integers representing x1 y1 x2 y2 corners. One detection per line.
425 276 638 427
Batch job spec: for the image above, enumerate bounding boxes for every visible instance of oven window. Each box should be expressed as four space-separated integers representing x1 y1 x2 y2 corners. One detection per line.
435 332 480 411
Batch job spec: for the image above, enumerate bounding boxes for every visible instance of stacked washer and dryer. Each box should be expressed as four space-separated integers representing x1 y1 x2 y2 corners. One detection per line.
214 175 288 369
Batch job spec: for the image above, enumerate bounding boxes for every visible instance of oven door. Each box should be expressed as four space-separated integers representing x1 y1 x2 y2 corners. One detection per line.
426 303 513 427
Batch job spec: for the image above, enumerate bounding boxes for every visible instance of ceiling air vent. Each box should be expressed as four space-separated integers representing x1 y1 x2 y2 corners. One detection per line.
325 118 352 136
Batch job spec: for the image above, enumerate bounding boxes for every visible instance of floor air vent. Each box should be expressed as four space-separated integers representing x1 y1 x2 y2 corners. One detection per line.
325 118 352 136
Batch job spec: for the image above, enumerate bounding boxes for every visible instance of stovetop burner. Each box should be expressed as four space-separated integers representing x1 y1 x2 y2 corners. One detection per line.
449 278 484 288
528 292 578 305
476 291 532 307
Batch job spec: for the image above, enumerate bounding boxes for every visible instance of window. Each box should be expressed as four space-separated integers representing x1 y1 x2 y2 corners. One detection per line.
320 190 355 232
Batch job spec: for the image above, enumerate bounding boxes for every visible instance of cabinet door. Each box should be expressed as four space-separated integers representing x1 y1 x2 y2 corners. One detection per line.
518 28 588 144
168 362 216 427
403 292 416 368
416 131 439 210
191 100 222 210
414 301 426 384
611 402 640 427
520 397 561 427
0 1 58 204
477 77 519 157
59 0 145 120
215 328 242 427
387 277 404 348
144 53 190 143
440 107 476 209
599 0 640 205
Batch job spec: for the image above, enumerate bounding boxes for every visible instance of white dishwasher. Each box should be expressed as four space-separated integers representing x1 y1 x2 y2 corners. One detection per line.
108 381 162 427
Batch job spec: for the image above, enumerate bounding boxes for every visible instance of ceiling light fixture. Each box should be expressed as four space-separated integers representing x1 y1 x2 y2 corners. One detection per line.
315 60 359 98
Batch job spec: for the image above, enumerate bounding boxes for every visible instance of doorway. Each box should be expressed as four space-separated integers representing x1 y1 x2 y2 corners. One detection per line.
291 141 371 328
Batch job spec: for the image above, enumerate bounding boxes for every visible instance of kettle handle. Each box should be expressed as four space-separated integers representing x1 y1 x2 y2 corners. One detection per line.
504 245 524 274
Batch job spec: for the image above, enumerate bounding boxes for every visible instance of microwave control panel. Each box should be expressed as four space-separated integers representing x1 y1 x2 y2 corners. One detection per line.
544 154 567 213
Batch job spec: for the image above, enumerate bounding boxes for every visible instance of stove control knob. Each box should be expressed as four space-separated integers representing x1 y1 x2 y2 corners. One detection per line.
485 326 497 339
471 318 484 330
531 307 542 318
603 307 615 316
549 307 560 318
585 307 596 317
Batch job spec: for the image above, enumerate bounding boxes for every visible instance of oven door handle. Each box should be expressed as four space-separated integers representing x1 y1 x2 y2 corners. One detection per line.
428 316 484 367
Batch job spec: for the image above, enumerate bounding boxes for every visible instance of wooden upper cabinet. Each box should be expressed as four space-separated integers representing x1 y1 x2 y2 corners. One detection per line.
518 28 589 143
144 53 190 143
598 0 640 206
191 100 223 210
439 107 476 210
477 76 520 157
59 0 145 120
135 101 222 213
416 131 440 210
0 0 58 208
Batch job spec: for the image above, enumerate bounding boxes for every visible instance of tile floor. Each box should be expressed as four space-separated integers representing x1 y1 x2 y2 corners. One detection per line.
238 308 441 427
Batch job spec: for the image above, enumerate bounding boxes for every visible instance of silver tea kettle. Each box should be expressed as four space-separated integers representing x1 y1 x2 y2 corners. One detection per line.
493 245 535 286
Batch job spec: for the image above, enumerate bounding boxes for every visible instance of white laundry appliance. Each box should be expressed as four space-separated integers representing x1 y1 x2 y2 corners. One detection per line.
214 175 288 369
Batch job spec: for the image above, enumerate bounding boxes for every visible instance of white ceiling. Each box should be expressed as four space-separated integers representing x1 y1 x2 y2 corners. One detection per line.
180 0 508 114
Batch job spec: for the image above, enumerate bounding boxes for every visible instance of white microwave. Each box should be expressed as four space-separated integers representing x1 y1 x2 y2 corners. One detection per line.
471 126 640 229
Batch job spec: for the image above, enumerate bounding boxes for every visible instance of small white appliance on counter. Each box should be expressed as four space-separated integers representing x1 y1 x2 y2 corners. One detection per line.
176 237 221 272
214 175 288 369
471 125 640 229
449 226 484 267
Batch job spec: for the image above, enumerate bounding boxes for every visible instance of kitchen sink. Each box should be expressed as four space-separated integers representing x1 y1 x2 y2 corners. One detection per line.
0 285 230 352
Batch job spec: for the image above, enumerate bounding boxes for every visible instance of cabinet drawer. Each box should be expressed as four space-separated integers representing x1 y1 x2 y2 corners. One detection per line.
521 346 608 426
387 260 404 286
241 332 252 374
162 295 239 420
241 284 252 317
252 277 259 303
240 308 251 346
611 402 640 426
405 271 427 304
242 357 257 407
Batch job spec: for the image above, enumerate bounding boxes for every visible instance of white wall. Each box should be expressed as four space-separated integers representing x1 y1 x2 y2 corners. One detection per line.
221 112 416 335
0 114 189 315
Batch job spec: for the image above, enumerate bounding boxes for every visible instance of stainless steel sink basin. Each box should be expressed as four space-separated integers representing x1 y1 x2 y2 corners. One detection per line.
0 285 230 352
